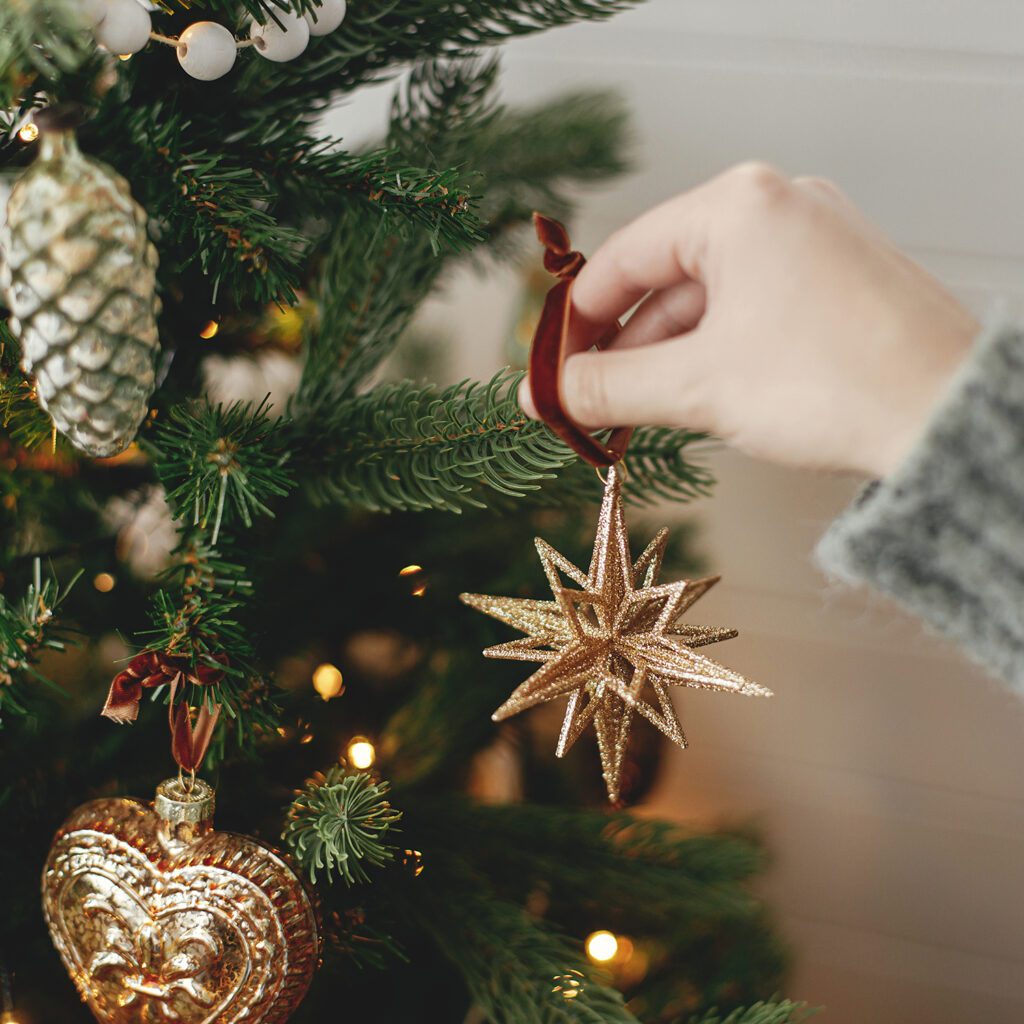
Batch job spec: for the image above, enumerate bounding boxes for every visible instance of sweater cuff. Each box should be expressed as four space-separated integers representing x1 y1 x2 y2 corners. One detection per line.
816 321 1024 691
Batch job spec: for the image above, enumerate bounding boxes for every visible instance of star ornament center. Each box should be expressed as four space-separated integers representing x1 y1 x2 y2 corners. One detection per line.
460 465 772 802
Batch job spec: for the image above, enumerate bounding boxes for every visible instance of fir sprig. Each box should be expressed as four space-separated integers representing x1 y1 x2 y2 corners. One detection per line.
148 398 295 546
0 361 53 453
285 766 403 885
304 372 570 512
409 858 639 1024
303 371 712 513
140 538 281 750
239 0 646 109
0 0 95 107
691 1003 813 1024
0 560 80 724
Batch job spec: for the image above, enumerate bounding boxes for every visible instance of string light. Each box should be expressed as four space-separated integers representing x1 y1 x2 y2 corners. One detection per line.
92 572 116 593
199 320 220 339
346 736 376 770
399 565 422 577
585 930 619 964
312 663 344 701
17 121 38 143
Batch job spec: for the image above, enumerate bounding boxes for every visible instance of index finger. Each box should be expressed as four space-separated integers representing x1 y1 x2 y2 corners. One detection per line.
570 181 717 339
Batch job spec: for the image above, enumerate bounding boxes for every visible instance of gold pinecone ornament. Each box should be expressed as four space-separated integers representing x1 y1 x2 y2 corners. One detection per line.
0 111 160 457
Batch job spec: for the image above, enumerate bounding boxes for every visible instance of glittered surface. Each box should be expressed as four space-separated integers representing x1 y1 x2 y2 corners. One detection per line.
461 465 772 802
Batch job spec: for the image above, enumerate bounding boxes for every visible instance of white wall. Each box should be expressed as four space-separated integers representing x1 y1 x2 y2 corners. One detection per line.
328 5 1024 1020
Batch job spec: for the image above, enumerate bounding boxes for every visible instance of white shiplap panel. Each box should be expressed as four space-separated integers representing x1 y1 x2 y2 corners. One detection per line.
557 1 1024 57
497 52 1024 273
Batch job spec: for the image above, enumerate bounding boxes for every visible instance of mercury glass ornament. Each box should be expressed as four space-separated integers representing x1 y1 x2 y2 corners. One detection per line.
42 777 321 1024
0 112 161 457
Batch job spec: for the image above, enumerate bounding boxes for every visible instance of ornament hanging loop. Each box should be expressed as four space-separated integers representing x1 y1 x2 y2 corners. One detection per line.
528 213 633 470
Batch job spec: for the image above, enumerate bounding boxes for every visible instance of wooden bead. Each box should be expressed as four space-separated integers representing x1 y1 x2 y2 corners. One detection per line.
177 22 237 81
249 9 310 63
94 0 152 55
304 0 347 37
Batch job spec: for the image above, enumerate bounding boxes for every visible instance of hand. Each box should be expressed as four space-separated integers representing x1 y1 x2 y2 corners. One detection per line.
519 162 980 478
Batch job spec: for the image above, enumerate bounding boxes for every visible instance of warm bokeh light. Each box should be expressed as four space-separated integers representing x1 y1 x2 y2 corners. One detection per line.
398 564 422 577
411 583 427 598
18 121 38 143
312 662 344 701
347 737 376 770
585 930 619 963
199 320 220 339
92 572 116 593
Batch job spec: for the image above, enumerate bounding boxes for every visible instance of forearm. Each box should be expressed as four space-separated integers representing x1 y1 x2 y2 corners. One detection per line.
817 321 1024 690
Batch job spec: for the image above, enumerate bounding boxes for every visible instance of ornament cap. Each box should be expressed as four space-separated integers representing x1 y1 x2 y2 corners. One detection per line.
32 103 87 135
155 776 215 847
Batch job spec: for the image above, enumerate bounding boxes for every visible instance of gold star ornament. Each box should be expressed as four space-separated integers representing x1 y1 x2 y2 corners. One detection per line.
461 466 772 802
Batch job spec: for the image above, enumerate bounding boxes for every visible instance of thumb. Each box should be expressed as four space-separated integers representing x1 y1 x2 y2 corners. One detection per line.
520 339 709 430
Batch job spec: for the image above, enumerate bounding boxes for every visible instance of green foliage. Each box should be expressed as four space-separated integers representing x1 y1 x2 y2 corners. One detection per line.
0 559 79 724
148 398 294 546
691 1002 813 1024
285 766 403 885
238 0 646 111
410 860 640 1024
304 372 571 512
0 0 94 107
0 360 53 453
302 370 712 513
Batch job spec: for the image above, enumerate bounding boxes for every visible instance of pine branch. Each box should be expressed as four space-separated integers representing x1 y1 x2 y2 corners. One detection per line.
294 59 500 407
408 859 639 1024
0 0 95 108
277 142 483 254
300 371 712 514
0 344 54 452
237 0 647 112
285 766 403 885
691 1002 813 1024
147 398 295 546
301 372 564 512
139 537 280 750
0 559 79 725
295 60 632 414
472 90 631 234
94 101 309 307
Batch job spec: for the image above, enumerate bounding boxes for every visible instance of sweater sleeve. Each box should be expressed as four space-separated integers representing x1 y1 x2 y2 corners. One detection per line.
816 321 1024 691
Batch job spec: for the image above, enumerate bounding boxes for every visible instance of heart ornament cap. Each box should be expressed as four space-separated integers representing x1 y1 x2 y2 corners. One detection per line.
42 777 320 1024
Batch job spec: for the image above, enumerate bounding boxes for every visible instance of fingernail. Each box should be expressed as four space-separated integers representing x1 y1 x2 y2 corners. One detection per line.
518 377 537 418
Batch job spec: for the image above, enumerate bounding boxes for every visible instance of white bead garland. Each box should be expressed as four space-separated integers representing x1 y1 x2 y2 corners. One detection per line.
249 9 310 63
94 0 152 55
177 22 237 81
84 0 348 79
305 0 347 37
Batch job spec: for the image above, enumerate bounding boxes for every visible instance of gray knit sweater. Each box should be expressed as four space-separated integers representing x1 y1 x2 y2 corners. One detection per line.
817 321 1024 690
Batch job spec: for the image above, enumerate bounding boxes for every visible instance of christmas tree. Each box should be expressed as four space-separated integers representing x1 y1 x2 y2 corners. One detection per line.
0 3 808 1022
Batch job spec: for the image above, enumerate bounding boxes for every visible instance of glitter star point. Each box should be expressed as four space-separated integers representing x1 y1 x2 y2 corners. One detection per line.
460 465 772 802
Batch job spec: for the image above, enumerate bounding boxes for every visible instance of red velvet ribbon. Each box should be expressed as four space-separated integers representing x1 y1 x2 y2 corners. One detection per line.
102 651 226 772
529 213 633 469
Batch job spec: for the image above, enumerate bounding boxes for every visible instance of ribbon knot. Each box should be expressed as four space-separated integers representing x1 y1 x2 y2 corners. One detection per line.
102 651 227 772
534 213 585 280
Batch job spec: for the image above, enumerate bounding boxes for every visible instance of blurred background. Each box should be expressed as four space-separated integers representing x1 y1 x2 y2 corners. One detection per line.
327 4 1024 1022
